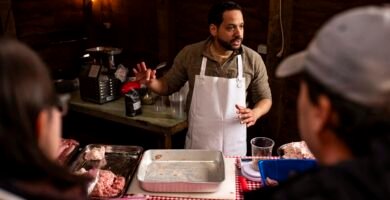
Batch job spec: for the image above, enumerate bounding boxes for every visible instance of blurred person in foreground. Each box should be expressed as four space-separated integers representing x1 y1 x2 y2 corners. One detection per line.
134 1 272 156
245 6 390 199
0 38 90 199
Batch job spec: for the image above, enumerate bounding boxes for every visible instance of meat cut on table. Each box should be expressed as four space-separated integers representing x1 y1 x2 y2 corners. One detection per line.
91 169 126 197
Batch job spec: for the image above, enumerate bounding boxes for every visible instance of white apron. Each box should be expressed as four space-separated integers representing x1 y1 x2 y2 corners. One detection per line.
185 55 246 156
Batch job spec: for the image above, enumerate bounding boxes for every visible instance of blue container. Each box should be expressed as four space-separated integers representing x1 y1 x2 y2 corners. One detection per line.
258 159 317 185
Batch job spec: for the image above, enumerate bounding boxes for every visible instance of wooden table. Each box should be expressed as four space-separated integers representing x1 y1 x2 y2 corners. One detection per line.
68 91 188 149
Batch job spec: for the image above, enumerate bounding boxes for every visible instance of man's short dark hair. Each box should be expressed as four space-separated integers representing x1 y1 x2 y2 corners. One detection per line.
208 1 242 27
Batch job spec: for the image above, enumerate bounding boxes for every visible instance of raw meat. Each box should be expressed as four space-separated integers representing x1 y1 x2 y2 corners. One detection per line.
57 138 79 164
90 169 125 197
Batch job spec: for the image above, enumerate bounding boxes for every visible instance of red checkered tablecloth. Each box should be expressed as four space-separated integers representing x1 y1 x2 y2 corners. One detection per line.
123 156 279 200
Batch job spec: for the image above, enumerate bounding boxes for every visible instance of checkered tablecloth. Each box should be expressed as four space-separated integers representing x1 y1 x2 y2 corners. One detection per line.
122 156 279 200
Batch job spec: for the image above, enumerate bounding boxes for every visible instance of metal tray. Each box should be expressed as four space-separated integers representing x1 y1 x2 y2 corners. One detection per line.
137 149 225 193
70 144 143 199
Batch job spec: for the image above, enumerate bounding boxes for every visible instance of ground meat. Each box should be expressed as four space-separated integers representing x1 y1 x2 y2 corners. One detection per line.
91 169 125 197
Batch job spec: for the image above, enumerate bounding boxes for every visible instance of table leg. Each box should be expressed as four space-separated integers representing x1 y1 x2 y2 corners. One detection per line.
163 134 172 149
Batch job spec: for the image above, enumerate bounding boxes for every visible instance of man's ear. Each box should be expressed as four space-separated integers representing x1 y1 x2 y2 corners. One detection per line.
209 24 217 37
314 94 333 134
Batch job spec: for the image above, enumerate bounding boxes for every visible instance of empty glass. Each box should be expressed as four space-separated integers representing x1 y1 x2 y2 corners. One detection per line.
169 92 185 119
251 137 275 171
154 95 166 112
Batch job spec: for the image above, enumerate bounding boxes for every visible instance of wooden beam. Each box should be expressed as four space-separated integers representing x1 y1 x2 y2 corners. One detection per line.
156 0 176 62
0 0 16 36
266 0 294 71
264 0 298 147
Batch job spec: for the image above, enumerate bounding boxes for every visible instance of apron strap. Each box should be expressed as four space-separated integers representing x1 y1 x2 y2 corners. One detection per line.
200 57 207 77
237 55 243 79
237 54 244 88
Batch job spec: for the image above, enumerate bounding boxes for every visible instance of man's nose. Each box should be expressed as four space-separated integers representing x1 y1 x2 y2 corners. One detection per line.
234 28 243 37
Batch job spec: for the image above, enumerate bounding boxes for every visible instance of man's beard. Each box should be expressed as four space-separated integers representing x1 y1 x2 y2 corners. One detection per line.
217 36 243 51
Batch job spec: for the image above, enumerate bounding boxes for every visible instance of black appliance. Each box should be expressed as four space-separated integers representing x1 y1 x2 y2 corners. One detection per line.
79 47 122 104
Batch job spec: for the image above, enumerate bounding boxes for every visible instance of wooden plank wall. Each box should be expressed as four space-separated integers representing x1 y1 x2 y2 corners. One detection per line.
0 0 16 36
156 0 269 66
10 0 87 79
5 0 269 79
85 0 158 67
266 0 390 147
8 0 158 79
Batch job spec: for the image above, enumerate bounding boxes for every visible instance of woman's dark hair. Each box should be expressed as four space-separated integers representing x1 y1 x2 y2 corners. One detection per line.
301 71 390 156
208 1 242 26
0 39 89 193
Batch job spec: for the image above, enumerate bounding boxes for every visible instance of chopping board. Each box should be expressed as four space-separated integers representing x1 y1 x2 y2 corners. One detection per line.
127 157 236 199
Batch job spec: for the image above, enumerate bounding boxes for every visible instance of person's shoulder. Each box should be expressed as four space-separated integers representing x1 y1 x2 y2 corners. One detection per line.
241 45 259 56
246 160 390 199
181 40 207 52
0 187 25 200
176 40 207 60
244 167 341 200
240 44 263 63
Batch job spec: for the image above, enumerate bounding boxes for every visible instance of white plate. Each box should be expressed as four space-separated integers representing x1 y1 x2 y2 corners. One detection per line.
241 161 261 182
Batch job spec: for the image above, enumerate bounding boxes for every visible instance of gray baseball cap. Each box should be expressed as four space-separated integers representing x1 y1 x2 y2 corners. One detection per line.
276 6 390 109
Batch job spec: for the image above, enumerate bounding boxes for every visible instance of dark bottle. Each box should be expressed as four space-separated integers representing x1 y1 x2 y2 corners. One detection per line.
125 89 142 117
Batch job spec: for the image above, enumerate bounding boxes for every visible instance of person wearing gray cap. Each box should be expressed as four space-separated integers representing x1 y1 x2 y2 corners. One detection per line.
245 5 390 200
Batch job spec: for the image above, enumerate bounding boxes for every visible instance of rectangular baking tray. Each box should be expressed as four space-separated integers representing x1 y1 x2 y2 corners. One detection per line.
70 144 143 199
137 149 225 193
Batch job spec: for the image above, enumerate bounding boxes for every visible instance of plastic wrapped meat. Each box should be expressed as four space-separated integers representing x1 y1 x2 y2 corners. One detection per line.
279 141 315 159
84 146 106 160
73 168 100 195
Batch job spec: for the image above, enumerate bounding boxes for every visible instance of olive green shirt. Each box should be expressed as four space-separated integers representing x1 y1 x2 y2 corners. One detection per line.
161 39 272 111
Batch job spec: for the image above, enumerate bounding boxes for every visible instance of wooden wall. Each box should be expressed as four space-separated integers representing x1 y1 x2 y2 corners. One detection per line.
85 0 159 68
0 0 16 36
266 0 390 147
2 0 158 79
2 0 389 150
157 0 269 60
8 0 86 79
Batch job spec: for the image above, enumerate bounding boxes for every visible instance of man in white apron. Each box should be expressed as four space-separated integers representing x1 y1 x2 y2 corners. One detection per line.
133 1 272 156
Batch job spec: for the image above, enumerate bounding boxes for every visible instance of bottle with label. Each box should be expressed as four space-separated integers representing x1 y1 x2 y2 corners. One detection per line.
125 89 142 117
